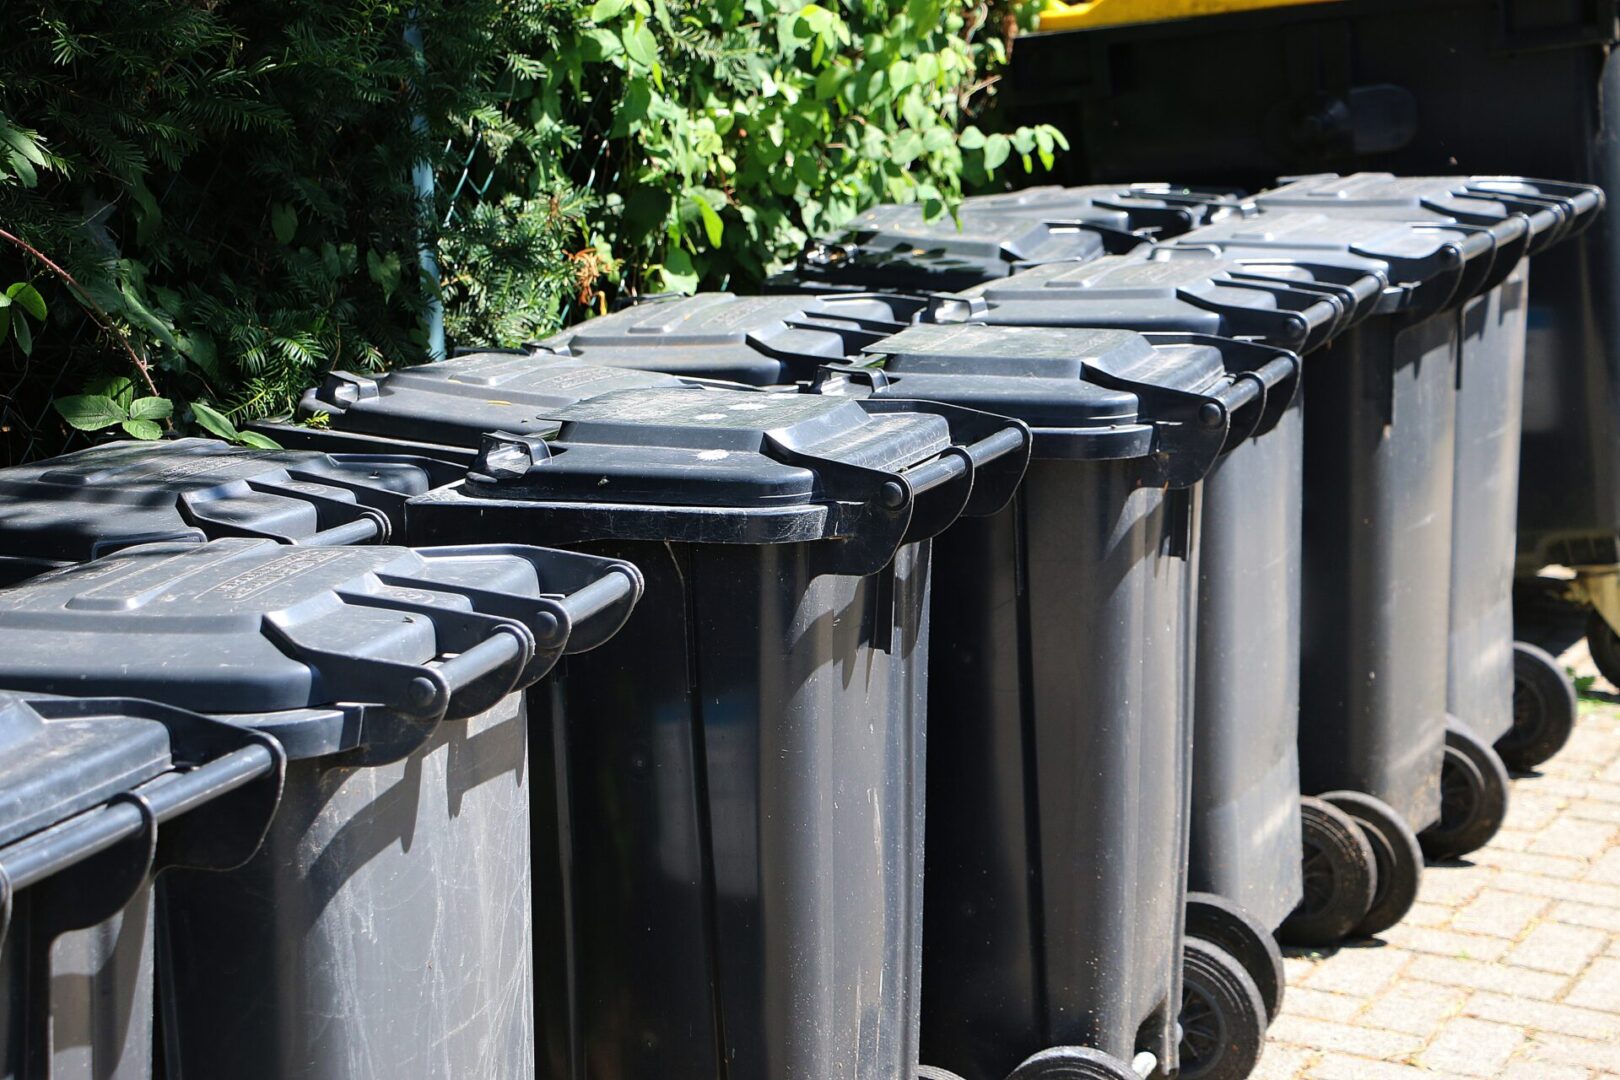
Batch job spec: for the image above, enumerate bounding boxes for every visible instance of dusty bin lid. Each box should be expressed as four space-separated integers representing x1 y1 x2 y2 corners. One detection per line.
931 249 1363 352
811 322 1298 484
778 184 1255 294
1252 172 1605 255
529 292 926 386
0 689 286 943
0 438 461 582
407 385 1031 577
0 538 642 762
256 352 715 464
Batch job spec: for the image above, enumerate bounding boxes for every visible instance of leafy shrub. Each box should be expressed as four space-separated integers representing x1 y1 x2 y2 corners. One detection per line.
0 0 1053 463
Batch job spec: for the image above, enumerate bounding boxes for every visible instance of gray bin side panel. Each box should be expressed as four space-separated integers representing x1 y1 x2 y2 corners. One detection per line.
159 696 534 1080
1190 402 1305 932
1449 269 1529 744
1 888 154 1080
540 539 929 1080
921 459 1189 1078
1299 315 1456 832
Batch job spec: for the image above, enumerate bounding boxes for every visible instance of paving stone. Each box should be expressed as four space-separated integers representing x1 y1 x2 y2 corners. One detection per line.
1417 1017 1525 1076
1265 1015 1425 1059
1553 901 1620 934
1564 956 1620 1012
1463 992 1620 1040
1279 986 1364 1023
1300 946 1412 997
1451 889 1553 938
1473 846 1591 879
1302 1053 1436 1079
1530 817 1619 859
1378 922 1510 962
1504 921 1609 974
1499 1060 1591 1080
1404 954 1568 998
1356 979 1467 1036
1518 1032 1620 1073
1249 1044 1318 1080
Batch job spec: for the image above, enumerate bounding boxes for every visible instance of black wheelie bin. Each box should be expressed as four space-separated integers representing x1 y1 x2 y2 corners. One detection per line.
1005 0 1620 719
806 321 1301 1080
930 233 1473 946
1166 200 1542 861
0 437 461 585
1241 173 1604 780
252 351 718 465
404 385 1030 1080
0 537 642 1079
770 183 1250 294
0 690 283 1079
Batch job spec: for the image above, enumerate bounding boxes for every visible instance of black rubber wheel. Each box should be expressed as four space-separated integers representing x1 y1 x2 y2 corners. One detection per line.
1420 723 1512 860
1497 641 1577 771
1321 790 1425 938
1277 796 1377 946
1178 937 1267 1080
1006 1046 1138 1080
919 1068 968 1080
1186 891 1285 1026
1587 609 1620 689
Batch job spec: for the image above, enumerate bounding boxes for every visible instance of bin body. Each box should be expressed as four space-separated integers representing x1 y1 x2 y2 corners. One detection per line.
922 465 1193 1076
404 386 1027 1079
1006 0 1620 572
161 695 534 1078
0 691 284 1080
1191 401 1304 926
530 537 931 1079
0 540 639 1080
807 322 1300 1075
1297 314 1455 827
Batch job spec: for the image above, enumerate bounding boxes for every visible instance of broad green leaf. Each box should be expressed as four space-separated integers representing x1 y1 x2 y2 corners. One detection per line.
623 22 658 69
891 129 923 164
128 396 174 421
270 202 297 245
238 431 283 450
692 193 724 248
121 419 163 441
657 248 700 294
982 133 1011 171
366 250 401 299
54 394 128 432
5 149 36 188
84 375 135 409
5 282 45 321
957 125 986 151
13 314 31 355
191 400 240 441
590 0 629 20
0 123 46 167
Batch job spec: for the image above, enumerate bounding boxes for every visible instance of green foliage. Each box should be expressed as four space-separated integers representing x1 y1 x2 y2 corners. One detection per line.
0 0 1054 463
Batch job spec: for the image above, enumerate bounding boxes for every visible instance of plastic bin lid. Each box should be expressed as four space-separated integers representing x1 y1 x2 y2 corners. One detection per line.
294 351 699 448
0 438 461 571
410 385 1032 575
0 537 642 761
1254 172 1606 255
931 250 1356 351
788 206 1115 293
0 690 285 926
0 689 174 847
948 183 1248 236
812 322 1299 481
529 292 926 387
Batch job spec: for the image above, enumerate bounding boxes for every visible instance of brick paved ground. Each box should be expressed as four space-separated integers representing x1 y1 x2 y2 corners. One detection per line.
1258 602 1620 1079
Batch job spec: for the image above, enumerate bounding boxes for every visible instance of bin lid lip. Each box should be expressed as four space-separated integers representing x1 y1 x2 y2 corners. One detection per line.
965 251 1293 302
1175 209 1490 274
297 353 693 445
852 323 1232 427
0 689 174 847
461 385 954 511
1259 172 1556 218
0 538 550 714
0 438 447 560
528 292 925 386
